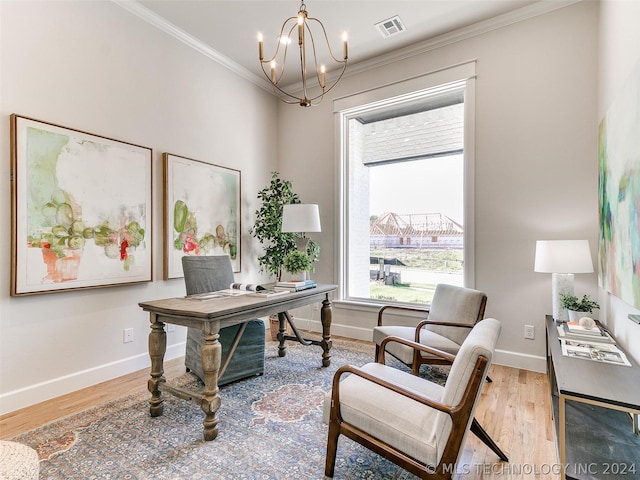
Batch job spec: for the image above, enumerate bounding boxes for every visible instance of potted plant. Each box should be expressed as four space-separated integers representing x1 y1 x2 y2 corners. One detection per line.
250 172 300 281
283 250 312 281
560 294 600 321
251 172 322 340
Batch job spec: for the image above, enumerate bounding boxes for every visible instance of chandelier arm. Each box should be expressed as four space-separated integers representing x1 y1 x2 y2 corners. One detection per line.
306 16 347 63
306 26 323 90
274 23 298 84
260 65 311 103
305 61 347 104
299 22 308 101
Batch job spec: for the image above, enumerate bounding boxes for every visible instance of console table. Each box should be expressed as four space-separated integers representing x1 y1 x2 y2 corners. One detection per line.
139 284 337 441
545 315 640 480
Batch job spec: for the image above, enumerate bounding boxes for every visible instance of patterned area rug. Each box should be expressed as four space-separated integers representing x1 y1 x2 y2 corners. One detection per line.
10 337 449 479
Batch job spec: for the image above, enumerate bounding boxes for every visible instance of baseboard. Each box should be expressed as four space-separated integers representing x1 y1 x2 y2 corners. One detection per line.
293 317 547 373
0 341 186 416
493 348 547 373
292 317 373 343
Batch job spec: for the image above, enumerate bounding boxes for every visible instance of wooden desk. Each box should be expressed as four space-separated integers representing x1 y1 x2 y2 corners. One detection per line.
545 315 640 479
139 284 337 441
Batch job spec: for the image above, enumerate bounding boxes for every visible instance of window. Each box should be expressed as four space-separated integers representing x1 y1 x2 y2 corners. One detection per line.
336 64 475 306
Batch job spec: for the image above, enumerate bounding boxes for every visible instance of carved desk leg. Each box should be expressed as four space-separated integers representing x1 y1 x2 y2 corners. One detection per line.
200 331 222 441
148 316 166 417
277 311 287 358
320 296 333 367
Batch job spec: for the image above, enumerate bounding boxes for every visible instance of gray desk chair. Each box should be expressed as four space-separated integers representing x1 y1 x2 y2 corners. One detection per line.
324 318 503 479
182 255 265 386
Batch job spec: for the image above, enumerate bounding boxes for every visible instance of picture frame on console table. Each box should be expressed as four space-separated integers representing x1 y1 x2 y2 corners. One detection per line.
10 114 153 295
163 153 241 279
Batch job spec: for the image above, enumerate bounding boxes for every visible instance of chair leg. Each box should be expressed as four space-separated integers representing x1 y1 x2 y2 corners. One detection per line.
470 418 509 462
324 421 340 478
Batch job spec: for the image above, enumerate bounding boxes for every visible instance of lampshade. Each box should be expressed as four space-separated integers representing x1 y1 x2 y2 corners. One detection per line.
534 240 593 321
534 240 594 274
281 204 321 233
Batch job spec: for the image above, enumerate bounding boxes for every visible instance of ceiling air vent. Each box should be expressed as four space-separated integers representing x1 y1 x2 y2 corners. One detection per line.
375 15 406 38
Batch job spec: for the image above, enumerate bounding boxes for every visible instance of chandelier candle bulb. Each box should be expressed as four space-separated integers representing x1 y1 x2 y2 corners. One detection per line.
342 32 348 59
320 65 326 88
270 60 276 83
298 13 304 45
258 32 264 60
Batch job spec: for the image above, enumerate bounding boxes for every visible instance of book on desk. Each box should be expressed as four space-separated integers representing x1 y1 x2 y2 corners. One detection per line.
555 321 632 366
556 321 615 343
273 280 317 292
188 282 275 300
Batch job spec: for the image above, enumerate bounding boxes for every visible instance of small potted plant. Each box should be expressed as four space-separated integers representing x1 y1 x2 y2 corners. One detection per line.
560 293 600 321
283 250 312 281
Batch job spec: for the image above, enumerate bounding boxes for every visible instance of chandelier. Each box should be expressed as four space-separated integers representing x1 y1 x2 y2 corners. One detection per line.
258 2 348 107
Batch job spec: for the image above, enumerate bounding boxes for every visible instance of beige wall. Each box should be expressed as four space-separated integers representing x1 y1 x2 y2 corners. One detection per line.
0 0 278 414
597 0 640 363
2 0 637 414
278 0 601 372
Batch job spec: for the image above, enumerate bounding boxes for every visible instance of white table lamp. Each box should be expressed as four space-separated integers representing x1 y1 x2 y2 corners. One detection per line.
281 204 321 251
534 240 594 321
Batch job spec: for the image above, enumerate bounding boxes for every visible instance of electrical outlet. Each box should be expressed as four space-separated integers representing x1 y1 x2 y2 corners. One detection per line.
167 324 176 332
123 328 134 343
524 324 535 340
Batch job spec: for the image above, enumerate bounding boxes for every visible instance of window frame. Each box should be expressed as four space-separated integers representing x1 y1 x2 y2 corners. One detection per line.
334 61 477 305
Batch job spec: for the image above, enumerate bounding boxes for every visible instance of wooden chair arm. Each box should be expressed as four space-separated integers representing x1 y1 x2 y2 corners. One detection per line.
331 364 454 418
377 304 430 327
414 319 473 342
378 335 456 364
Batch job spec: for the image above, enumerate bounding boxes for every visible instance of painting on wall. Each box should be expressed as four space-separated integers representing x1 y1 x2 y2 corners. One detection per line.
10 115 153 295
598 59 640 309
163 153 241 279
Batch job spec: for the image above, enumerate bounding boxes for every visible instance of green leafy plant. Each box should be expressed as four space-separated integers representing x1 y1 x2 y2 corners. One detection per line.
283 250 312 273
560 294 600 313
306 239 320 272
250 172 300 280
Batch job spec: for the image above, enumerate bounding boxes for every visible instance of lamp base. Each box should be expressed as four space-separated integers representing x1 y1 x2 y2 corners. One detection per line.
552 273 574 322
294 236 310 253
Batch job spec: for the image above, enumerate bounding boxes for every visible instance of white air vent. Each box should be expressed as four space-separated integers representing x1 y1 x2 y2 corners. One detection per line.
375 15 406 38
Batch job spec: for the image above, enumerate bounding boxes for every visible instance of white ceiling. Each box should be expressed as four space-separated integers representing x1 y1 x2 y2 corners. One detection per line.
130 0 558 88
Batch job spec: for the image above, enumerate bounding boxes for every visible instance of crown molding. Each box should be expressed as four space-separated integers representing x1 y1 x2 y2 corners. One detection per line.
331 0 583 85
112 0 581 97
111 0 273 93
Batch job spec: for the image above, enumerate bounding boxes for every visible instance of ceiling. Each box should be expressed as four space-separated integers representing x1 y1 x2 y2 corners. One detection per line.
133 0 551 89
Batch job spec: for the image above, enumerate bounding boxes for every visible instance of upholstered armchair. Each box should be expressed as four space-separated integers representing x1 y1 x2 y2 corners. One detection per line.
323 318 503 479
182 255 265 386
373 283 487 375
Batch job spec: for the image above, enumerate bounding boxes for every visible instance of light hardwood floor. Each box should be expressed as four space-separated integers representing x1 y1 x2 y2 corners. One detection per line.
0 342 558 479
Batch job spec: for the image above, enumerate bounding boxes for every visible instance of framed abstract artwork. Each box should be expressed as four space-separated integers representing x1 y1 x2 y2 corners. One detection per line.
163 153 241 279
10 115 153 295
598 59 640 309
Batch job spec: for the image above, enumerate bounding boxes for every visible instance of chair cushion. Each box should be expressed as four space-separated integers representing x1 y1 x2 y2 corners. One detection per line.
425 284 486 346
323 363 446 467
373 325 461 365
